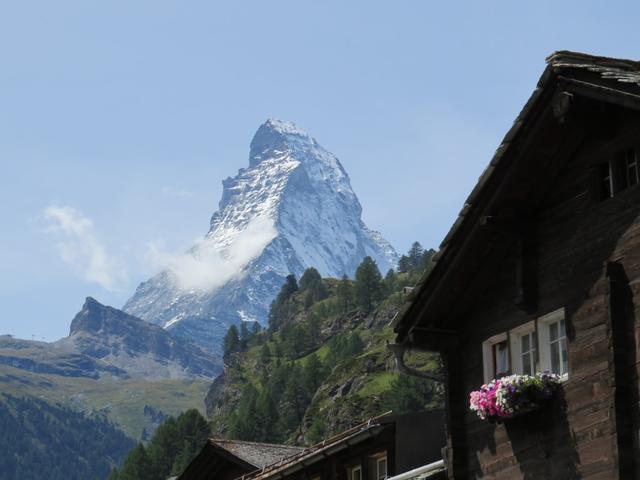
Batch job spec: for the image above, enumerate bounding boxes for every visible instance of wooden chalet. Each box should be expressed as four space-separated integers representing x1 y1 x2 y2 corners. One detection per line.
179 411 445 480
179 438 304 480
393 51 640 479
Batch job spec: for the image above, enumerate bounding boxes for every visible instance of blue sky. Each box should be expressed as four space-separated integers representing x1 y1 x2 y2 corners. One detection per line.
2 1 640 341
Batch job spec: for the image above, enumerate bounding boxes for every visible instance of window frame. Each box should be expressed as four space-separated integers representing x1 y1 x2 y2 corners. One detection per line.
509 321 537 377
538 308 568 380
482 332 509 384
349 465 363 480
376 456 387 480
481 309 568 382
597 147 640 199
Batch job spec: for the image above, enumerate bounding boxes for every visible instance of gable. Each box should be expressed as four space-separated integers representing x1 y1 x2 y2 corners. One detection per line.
394 51 640 346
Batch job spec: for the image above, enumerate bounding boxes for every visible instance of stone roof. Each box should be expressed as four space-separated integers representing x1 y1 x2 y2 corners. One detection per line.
210 438 305 469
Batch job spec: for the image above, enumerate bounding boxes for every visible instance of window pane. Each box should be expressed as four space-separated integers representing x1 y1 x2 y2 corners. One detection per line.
600 162 612 199
378 459 387 480
551 342 560 374
549 322 558 342
561 338 568 375
494 341 509 376
523 351 532 375
521 334 529 353
627 150 639 186
560 318 566 336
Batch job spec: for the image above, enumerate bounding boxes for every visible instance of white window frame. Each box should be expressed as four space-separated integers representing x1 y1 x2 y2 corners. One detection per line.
481 309 568 382
376 456 387 480
482 332 509 384
349 465 362 480
538 308 569 380
509 321 537 377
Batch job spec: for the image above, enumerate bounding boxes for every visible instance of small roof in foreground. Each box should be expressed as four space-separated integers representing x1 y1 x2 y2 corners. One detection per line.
211 438 305 469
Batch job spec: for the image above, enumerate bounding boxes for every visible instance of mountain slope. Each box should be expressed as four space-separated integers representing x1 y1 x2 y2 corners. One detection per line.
205 258 441 445
0 298 221 381
0 298 221 440
0 393 135 480
124 119 398 354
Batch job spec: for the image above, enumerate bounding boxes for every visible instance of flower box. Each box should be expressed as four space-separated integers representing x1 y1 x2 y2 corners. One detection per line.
469 372 561 422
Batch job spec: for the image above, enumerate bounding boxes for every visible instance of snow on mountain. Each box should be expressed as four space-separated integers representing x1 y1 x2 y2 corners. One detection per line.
123 119 398 353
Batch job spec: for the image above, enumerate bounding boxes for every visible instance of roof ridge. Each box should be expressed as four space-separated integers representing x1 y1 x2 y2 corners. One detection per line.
546 50 640 70
210 438 304 450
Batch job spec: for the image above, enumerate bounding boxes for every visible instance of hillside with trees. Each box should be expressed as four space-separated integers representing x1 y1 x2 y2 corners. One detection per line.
0 393 134 480
207 242 441 445
107 409 210 480
112 242 440 479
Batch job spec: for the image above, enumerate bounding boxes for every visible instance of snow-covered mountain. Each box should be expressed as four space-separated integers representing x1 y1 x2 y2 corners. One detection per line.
123 119 398 353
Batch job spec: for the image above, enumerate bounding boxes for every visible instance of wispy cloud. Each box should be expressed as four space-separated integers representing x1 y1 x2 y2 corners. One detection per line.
147 216 277 292
43 205 127 291
161 186 195 198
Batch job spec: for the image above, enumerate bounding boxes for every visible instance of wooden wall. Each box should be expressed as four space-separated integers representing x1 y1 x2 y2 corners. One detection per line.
444 109 640 479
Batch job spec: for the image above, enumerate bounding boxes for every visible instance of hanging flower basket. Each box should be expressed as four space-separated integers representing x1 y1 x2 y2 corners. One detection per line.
469 372 561 422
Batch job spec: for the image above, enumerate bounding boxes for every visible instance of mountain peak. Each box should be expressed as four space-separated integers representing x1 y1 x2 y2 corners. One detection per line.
124 120 398 354
263 118 310 137
249 118 315 167
70 297 131 335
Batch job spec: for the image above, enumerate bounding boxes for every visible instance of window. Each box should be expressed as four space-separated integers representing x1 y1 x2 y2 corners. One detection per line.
349 465 362 480
481 309 568 382
510 321 537 376
376 457 387 480
538 309 568 377
625 149 639 188
598 148 640 199
482 333 510 383
599 161 613 199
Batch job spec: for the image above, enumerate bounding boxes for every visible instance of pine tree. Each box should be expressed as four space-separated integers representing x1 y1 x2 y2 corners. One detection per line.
223 325 240 362
302 353 326 393
383 268 396 295
254 390 279 442
229 384 259 440
354 256 383 313
278 365 310 435
299 267 322 291
268 274 299 331
397 255 411 273
336 274 354 313
118 444 154 480
259 343 271 365
407 241 424 270
146 416 178 478
240 322 250 350
384 375 435 413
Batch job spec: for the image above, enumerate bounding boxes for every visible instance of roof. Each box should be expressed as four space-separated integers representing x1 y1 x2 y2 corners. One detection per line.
211 439 305 469
393 51 640 343
177 438 304 480
237 412 392 480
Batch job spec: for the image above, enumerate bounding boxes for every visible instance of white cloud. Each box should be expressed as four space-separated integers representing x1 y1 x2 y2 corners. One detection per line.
43 205 127 291
147 216 277 292
161 186 195 198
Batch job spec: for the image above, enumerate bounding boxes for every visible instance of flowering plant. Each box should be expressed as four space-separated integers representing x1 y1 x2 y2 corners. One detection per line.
469 372 561 421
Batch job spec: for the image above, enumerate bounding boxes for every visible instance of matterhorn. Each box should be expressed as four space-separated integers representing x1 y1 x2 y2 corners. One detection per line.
124 119 398 353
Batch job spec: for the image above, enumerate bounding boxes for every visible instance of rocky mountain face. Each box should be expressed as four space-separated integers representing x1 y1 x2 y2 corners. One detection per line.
124 119 398 354
0 297 222 381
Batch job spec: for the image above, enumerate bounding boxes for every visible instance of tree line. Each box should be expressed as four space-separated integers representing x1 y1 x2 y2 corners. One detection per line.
107 409 210 480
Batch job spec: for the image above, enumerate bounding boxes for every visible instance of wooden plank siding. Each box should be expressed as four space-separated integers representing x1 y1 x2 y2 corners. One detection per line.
443 110 640 479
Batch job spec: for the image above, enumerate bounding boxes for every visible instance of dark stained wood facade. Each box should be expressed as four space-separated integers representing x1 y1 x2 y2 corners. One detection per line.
394 52 640 479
